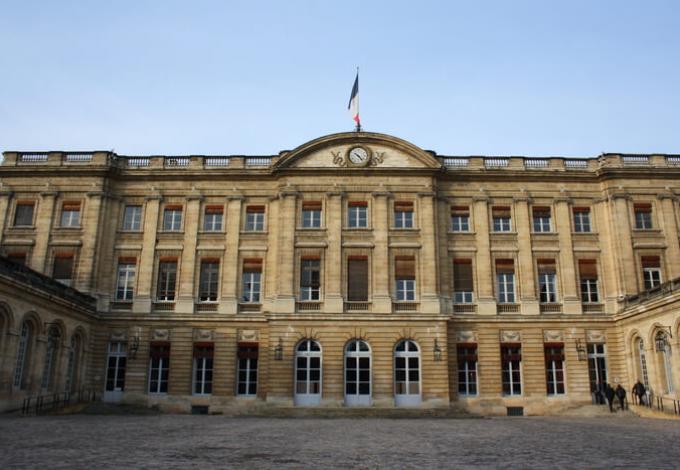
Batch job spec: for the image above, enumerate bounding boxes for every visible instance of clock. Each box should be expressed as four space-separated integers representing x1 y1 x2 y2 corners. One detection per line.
347 146 371 166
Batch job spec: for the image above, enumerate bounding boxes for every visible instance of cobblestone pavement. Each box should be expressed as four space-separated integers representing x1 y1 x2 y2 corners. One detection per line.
1 415 679 469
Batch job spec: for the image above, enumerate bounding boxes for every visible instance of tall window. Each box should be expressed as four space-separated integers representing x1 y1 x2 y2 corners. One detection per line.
53 253 74 286
573 207 591 233
65 334 81 393
148 342 170 394
347 256 369 302
579 260 599 303
13 321 32 389
105 342 127 394
453 259 474 304
642 256 662 290
348 201 368 228
395 256 416 301
501 344 522 395
587 343 607 394
636 339 650 389
345 340 371 406
394 340 421 405
634 203 653 229
122 205 142 231
13 201 35 227
193 343 213 395
295 340 322 405
496 259 515 303
457 344 478 396
450 206 469 232
656 332 674 394
245 205 265 231
394 201 414 229
237 344 258 396
60 201 81 227
301 201 322 228
300 258 321 301
538 259 557 303
492 206 512 232
157 258 178 301
163 205 183 231
545 344 565 395
199 259 220 302
242 258 262 303
532 206 551 233
116 258 136 301
41 326 60 390
203 205 224 231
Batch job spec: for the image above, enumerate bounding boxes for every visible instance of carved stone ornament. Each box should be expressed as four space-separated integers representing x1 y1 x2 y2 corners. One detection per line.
110 329 127 341
238 329 260 342
456 330 478 343
500 330 521 343
543 330 564 342
193 329 214 341
586 330 606 343
331 148 385 168
151 329 171 341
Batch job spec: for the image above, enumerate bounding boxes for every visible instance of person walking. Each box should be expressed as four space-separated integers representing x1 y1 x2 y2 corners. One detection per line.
604 383 616 412
615 384 627 410
634 380 646 406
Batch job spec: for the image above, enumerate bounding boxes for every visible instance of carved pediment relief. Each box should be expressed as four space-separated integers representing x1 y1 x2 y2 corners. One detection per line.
543 330 563 342
238 329 260 342
500 330 521 343
456 330 478 343
193 329 214 341
151 329 171 341
586 330 606 343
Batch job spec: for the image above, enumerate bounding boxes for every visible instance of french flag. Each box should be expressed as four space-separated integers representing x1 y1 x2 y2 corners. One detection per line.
347 71 360 129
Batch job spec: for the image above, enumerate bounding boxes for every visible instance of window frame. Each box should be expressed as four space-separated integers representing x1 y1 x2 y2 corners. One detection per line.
545 344 566 396
348 202 368 229
116 259 137 301
532 207 552 233
573 208 591 233
301 202 323 229
634 204 653 230
501 344 522 396
13 201 36 227
192 343 214 395
299 258 321 301
60 202 81 228
122 205 143 231
203 205 224 232
148 342 170 394
162 206 183 232
457 344 478 396
156 259 178 301
198 259 220 302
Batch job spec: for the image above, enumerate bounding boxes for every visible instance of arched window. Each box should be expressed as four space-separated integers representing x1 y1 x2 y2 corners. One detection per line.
41 326 61 391
294 339 322 406
636 338 649 389
13 321 32 389
345 340 371 406
65 334 82 393
394 339 421 406
655 331 674 394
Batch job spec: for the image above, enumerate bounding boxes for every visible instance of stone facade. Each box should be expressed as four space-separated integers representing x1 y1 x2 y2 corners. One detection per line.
1 132 679 415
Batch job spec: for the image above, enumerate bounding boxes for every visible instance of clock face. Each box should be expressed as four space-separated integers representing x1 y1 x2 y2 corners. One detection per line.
347 146 370 166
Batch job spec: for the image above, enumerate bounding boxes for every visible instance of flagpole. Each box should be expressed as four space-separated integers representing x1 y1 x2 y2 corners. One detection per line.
355 67 361 132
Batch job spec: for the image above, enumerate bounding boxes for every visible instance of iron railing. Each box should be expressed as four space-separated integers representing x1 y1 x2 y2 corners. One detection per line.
624 276 680 308
21 388 96 415
631 392 680 415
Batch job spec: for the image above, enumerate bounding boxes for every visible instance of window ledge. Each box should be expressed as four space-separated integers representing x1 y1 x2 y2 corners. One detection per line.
343 227 372 231
56 226 82 230
490 231 517 236
158 230 184 234
392 227 419 231
198 230 226 235
449 230 474 235
118 229 143 234
9 225 35 230
632 229 663 234
240 230 268 235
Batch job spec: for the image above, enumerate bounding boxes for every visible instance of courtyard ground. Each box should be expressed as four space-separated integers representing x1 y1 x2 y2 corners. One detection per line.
1 414 679 469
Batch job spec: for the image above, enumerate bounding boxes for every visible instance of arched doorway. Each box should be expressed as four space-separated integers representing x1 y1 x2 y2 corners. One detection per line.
104 341 127 402
294 339 322 406
394 339 421 407
344 340 371 406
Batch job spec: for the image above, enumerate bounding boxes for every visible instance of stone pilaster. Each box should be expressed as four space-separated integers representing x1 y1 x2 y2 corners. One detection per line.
436 197 451 313
554 197 580 314
473 196 496 315
371 191 392 313
219 196 243 314
75 191 105 293
513 195 539 315
418 191 440 314
274 191 297 313
324 191 344 313
593 197 619 313
658 194 680 280
0 189 13 246
610 193 637 298
30 191 58 274
176 194 202 314
133 194 161 314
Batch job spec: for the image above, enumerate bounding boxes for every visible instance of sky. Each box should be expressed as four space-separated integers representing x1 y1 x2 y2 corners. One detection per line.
0 0 679 157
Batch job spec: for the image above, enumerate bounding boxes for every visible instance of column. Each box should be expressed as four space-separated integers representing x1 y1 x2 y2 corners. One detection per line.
0 189 12 246
219 196 243 314
610 193 637 297
75 191 105 293
176 195 202 314
133 195 161 313
418 192 440 314
513 196 539 315
658 194 680 280
593 197 618 313
371 191 391 313
324 192 344 313
30 191 58 274
274 191 297 313
436 197 451 314
554 197 580 314
473 196 496 315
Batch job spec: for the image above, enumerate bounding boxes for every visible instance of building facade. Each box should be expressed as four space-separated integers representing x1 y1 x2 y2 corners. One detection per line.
1 132 679 414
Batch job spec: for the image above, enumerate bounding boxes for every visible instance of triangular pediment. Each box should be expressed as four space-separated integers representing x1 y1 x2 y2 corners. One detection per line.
273 132 442 170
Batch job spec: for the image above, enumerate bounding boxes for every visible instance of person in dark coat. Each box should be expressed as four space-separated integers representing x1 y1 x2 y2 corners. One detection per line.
633 380 646 405
615 384 626 410
604 383 616 412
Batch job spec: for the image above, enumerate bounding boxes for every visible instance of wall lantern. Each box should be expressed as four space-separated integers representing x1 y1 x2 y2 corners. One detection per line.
274 337 284 361
655 327 673 353
433 339 442 362
575 339 587 361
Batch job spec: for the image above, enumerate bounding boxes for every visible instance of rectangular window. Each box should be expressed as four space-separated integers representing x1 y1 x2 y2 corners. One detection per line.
237 344 258 396
587 343 608 394
496 259 515 303
199 259 220 301
122 205 142 231
116 258 136 301
394 201 414 229
157 258 178 301
450 206 470 232
634 203 653 230
457 344 478 396
348 201 368 228
60 202 81 227
148 342 170 394
579 260 599 303
538 259 558 303
501 344 522 396
642 256 662 290
242 258 262 303
395 256 416 301
13 201 35 227
545 344 565 395
453 259 474 303
163 205 183 231
532 206 551 233
193 343 213 395
7 252 27 265
301 201 322 228
300 258 321 301
245 205 265 231
53 253 74 286
347 256 369 301
492 206 512 232
203 205 224 231
573 207 591 233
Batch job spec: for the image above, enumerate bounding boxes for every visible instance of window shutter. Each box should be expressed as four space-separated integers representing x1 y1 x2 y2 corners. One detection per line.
53 254 74 279
150 342 171 358
492 206 511 217
201 257 220 264
395 256 415 280
302 201 322 210
237 344 259 359
347 257 368 301
573 207 590 213
578 260 598 278
118 257 137 264
501 344 522 361
453 259 473 291
495 259 514 274
348 201 368 207
544 344 565 361
537 259 556 274
634 203 652 212
205 205 223 214
450 205 469 216
243 258 263 272
159 256 178 262
532 206 551 216
246 205 265 213
193 343 214 358
641 256 660 268
62 201 81 211
394 201 413 212
164 204 183 211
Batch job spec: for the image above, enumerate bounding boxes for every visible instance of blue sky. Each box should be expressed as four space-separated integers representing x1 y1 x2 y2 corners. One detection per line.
1 0 678 156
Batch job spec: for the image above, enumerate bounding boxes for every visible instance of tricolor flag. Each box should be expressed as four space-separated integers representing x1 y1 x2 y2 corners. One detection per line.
347 71 360 130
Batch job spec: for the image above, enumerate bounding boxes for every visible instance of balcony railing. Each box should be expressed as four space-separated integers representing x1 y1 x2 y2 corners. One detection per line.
666 156 680 166
453 303 477 313
204 157 231 167
622 155 649 166
245 157 271 167
484 158 509 168
110 301 133 311
239 303 262 313
624 276 680 308
393 302 418 312
19 153 48 163
296 301 322 312
344 301 371 312
525 159 549 169
497 303 520 314
127 157 151 167
153 302 175 312
540 303 563 314
443 157 469 167
196 302 218 312
565 159 588 169
582 303 604 314
165 157 190 167
65 153 93 162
